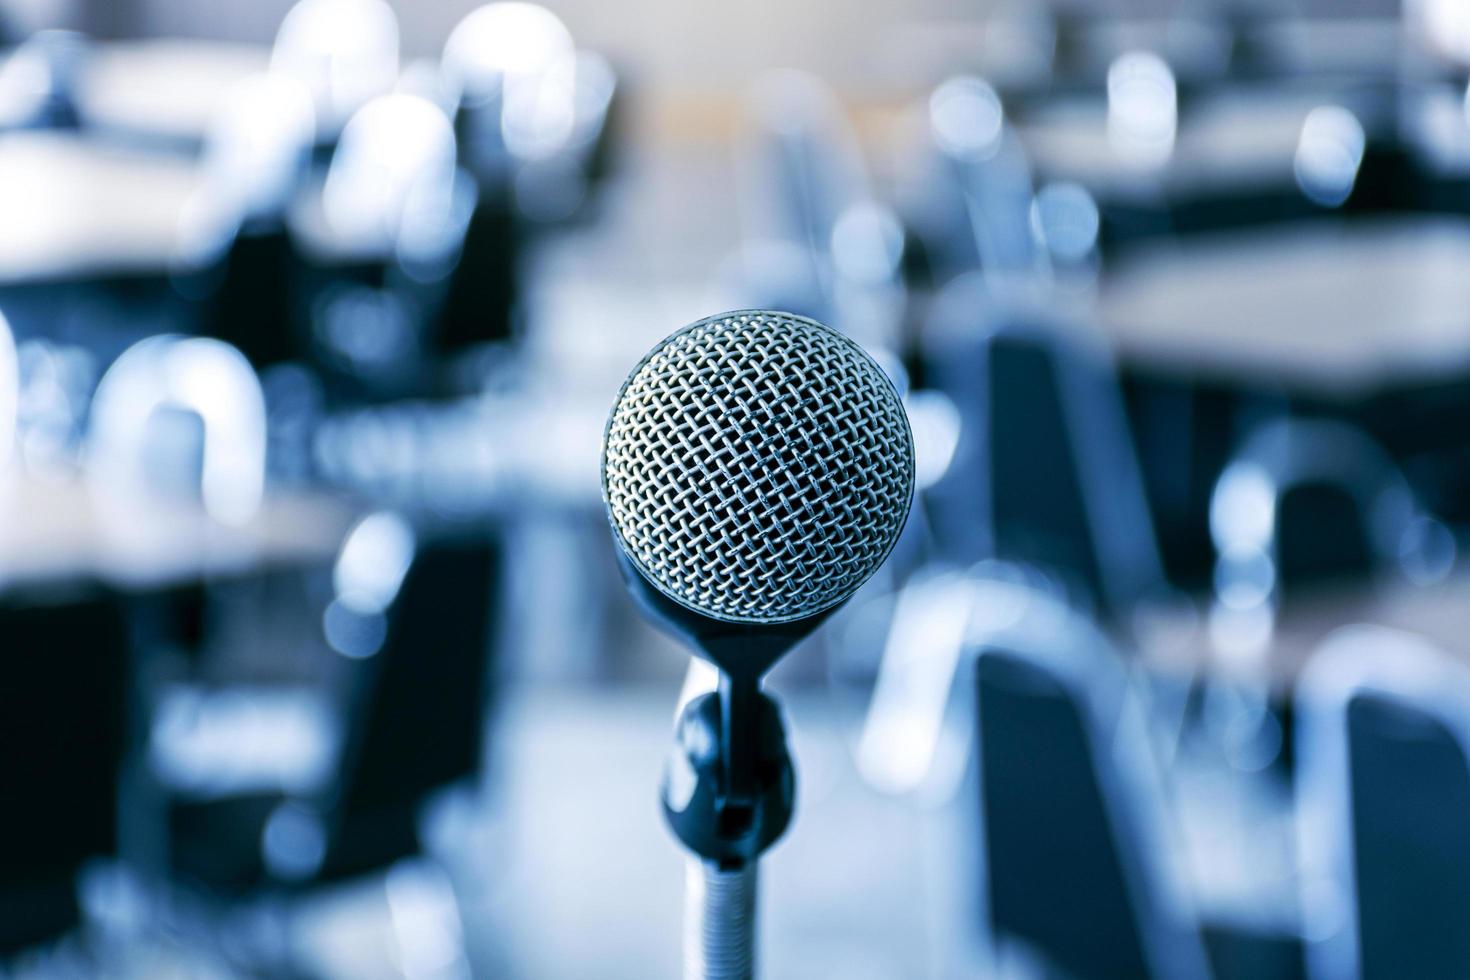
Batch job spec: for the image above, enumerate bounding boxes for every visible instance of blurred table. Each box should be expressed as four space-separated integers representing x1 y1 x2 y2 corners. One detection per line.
0 131 198 285
1100 215 1470 396
74 39 270 149
0 473 355 590
1146 573 1470 694
1021 87 1320 204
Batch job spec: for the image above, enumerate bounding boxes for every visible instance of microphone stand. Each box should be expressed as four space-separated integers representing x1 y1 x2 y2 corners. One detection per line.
616 551 831 979
663 680 793 980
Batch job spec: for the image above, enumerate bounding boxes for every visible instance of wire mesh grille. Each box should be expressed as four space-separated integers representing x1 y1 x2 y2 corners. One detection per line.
602 311 914 624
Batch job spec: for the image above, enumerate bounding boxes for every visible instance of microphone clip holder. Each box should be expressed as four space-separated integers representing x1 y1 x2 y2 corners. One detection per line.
662 687 793 867
615 547 830 860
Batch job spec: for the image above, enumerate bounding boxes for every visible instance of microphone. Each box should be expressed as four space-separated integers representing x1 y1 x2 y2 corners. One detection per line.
602 309 913 978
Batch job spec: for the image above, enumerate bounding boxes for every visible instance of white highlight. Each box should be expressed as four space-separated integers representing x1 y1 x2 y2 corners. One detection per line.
929 76 1005 163
1294 105 1366 208
324 93 458 251
1107 51 1177 168
334 511 416 615
443 3 578 160
272 0 399 131
88 336 266 526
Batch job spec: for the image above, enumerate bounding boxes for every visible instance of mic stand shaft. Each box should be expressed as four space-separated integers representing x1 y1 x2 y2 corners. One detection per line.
662 688 794 980
684 857 758 980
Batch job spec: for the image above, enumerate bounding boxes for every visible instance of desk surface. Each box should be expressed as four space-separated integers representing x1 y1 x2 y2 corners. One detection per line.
0 134 381 286
74 39 270 148
1020 87 1318 201
0 132 199 284
1141 572 1470 695
1098 215 1470 395
0 472 355 590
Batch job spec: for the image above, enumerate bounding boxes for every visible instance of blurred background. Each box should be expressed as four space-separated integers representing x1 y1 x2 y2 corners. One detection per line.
5 0 1470 977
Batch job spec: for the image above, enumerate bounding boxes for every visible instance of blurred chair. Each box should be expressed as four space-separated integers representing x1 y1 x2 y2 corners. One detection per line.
305 92 480 388
443 3 574 189
84 333 270 721
0 585 129 954
441 3 619 231
432 184 517 356
1204 419 1441 783
302 520 500 879
270 0 398 140
319 94 462 271
908 76 1041 288
1210 419 1440 623
860 565 1300 976
920 273 1168 620
974 603 1304 978
151 513 500 962
738 70 905 349
174 73 317 369
443 3 622 350
978 644 1204 978
437 3 581 352
0 29 87 131
88 334 267 530
757 70 870 252
1297 626 1470 980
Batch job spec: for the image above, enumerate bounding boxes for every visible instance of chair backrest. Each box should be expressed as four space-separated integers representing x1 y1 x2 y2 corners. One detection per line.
435 194 516 352
748 70 867 260
856 565 1211 975
986 334 1097 585
975 625 1209 979
928 76 1040 282
737 70 873 323
0 584 129 952
1297 626 1470 980
192 73 316 233
271 0 399 135
443 2 577 174
323 93 460 258
0 30 86 130
1211 419 1420 606
175 73 315 368
922 277 1167 617
979 651 1151 976
318 521 500 877
87 334 267 528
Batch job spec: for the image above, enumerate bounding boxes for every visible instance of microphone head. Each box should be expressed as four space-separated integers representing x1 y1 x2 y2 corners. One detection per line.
602 310 914 628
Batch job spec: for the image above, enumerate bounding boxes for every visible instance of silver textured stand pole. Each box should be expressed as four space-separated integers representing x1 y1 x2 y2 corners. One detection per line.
683 858 758 980
663 692 789 980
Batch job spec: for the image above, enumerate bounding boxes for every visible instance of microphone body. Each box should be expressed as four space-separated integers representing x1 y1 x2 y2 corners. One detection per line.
601 310 914 979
